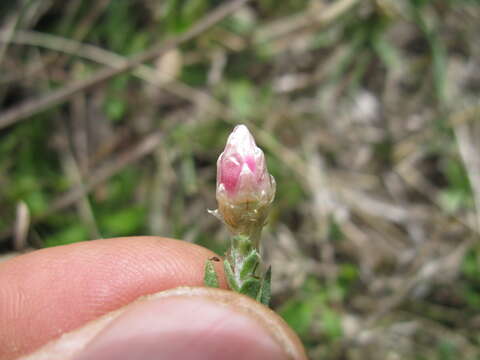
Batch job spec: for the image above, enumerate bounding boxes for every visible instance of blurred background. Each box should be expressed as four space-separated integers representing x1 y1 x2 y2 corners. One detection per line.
1 0 480 358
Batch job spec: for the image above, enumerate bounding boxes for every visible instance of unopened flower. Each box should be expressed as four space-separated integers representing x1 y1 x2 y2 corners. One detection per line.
214 125 275 244
205 124 275 305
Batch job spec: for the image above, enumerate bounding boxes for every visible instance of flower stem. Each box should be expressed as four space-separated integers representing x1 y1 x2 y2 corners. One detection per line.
215 234 271 306
228 235 254 286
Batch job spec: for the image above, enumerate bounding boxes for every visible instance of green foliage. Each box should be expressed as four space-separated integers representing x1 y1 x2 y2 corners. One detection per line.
320 307 342 341
257 266 272 307
13 176 48 215
180 154 198 195
280 276 347 345
462 249 480 282
223 259 239 292
239 277 261 298
102 170 140 207
228 80 256 119
99 206 146 237
437 341 459 360
328 218 344 243
280 298 316 338
180 63 209 86
105 97 127 122
207 236 271 306
96 1 151 55
410 2 448 103
240 250 260 280
267 156 305 209
204 259 219 288
104 75 131 122
44 223 89 247
439 157 473 212
164 0 209 34
461 248 480 310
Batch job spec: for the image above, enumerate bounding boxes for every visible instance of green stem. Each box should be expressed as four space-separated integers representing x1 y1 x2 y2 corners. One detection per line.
228 235 257 288
206 234 271 306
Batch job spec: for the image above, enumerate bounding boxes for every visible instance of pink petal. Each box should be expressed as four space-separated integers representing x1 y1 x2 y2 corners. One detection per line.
220 154 242 195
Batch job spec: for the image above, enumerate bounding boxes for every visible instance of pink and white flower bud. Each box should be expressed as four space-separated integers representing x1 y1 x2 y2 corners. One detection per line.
214 125 275 242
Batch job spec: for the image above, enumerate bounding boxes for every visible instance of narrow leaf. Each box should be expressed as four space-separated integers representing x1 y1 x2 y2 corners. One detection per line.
258 266 272 306
240 278 261 300
204 260 219 288
224 259 240 292
240 249 260 281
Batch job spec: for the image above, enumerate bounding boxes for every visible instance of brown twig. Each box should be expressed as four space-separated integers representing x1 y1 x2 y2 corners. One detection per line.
254 0 359 45
0 0 250 130
0 29 223 112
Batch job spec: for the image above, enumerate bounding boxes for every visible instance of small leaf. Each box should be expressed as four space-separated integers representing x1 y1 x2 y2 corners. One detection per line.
224 259 240 292
204 260 219 288
240 278 261 300
240 250 260 281
258 266 272 306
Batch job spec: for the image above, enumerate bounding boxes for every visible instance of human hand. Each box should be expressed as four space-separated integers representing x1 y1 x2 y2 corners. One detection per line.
0 237 306 360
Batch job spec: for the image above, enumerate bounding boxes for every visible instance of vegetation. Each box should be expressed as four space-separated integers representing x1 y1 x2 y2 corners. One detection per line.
1 0 480 358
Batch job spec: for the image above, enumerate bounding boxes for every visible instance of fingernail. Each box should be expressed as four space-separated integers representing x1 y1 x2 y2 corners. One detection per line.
74 288 302 360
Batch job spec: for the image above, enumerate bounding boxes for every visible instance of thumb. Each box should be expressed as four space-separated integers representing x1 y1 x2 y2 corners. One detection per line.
21 287 307 360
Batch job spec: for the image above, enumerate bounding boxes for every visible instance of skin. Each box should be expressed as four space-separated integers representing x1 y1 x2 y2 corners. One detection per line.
0 237 307 360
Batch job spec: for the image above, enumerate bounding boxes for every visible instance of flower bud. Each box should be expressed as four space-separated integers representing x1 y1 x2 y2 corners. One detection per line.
214 125 275 243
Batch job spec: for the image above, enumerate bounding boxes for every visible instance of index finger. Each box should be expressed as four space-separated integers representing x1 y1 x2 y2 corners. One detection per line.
0 236 226 360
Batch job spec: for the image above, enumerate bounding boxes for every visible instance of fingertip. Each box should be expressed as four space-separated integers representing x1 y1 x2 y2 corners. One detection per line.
22 287 307 360
0 237 226 359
